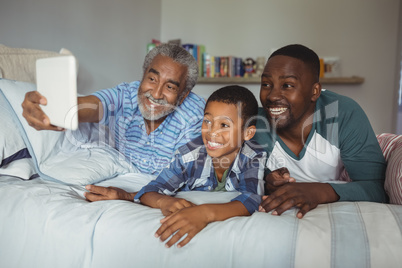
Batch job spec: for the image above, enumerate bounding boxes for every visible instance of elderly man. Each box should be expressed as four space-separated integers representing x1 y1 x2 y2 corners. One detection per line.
21 43 206 201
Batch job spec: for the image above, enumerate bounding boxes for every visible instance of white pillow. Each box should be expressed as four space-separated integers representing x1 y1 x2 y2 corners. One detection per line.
0 88 37 179
377 133 402 205
0 78 135 185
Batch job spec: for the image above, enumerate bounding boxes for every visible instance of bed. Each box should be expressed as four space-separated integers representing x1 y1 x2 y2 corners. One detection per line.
1 46 402 268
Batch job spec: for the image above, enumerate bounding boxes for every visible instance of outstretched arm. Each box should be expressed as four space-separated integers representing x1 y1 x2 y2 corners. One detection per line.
84 185 136 202
22 91 102 130
155 201 249 248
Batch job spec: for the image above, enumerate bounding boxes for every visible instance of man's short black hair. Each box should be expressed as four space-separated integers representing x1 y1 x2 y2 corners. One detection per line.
269 44 320 82
206 85 258 128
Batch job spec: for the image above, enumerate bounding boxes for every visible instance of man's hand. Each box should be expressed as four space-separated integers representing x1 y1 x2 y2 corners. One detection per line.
157 195 195 216
22 92 102 130
155 205 209 248
265 167 296 194
259 182 339 219
21 91 64 131
84 185 136 202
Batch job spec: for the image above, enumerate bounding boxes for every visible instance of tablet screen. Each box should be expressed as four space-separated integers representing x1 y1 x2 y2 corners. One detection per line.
36 56 78 130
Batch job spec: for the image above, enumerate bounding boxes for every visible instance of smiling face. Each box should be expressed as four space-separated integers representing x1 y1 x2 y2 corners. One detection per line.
260 55 321 133
138 54 189 121
201 101 255 168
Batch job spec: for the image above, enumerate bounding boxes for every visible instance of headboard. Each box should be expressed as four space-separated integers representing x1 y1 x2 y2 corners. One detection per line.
0 44 75 84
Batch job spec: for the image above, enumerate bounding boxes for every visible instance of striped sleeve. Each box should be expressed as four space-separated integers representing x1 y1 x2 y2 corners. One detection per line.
92 81 140 125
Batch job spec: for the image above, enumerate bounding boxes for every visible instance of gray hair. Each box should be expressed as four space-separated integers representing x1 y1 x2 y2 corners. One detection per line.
142 43 198 97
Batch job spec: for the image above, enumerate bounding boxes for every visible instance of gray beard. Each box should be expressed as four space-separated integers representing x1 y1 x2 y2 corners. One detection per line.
138 92 177 121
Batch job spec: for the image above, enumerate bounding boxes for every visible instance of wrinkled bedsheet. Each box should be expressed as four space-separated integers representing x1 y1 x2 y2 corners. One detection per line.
1 174 402 268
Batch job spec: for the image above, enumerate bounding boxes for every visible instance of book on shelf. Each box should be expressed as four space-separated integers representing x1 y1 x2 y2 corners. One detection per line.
220 57 228 77
214 57 220 77
183 43 206 77
235 57 243 77
182 44 197 60
203 53 211 78
210 56 215 78
197 45 205 77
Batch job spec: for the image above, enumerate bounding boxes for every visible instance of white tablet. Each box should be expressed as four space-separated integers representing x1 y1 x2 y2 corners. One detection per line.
36 56 78 130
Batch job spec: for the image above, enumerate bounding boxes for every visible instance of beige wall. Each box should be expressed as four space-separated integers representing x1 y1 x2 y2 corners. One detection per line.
0 0 399 134
0 0 161 95
161 0 401 134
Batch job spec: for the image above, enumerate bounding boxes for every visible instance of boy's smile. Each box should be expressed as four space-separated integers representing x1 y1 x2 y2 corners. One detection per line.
206 140 224 150
202 101 245 168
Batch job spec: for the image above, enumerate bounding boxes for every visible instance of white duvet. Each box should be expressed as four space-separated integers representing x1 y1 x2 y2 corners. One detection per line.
1 174 402 268
1 78 402 268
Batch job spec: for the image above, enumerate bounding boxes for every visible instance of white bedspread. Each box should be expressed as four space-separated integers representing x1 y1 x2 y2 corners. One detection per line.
1 174 402 268
1 78 402 267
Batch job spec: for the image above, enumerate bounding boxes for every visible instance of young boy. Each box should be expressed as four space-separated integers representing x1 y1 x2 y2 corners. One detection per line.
134 85 266 248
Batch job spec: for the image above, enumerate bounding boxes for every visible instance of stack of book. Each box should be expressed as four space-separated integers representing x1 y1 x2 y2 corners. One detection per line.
181 44 245 78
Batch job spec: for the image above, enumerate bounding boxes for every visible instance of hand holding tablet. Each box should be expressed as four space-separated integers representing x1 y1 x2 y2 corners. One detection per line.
36 56 78 130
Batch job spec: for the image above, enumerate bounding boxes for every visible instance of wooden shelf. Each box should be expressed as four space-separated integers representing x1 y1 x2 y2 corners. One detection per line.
319 76 364 84
197 76 364 85
198 77 260 84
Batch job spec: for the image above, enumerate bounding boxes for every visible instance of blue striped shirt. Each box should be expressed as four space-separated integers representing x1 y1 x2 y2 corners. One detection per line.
93 81 205 175
135 135 267 214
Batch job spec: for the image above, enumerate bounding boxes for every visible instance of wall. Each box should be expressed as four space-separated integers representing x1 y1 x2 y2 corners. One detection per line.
0 0 161 95
161 0 400 134
0 0 399 134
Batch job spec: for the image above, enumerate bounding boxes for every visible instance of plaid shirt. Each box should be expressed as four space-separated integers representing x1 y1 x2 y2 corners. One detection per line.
93 81 205 175
135 135 266 214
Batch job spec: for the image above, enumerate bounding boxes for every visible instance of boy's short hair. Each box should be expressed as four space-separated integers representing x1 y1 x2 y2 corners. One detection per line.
206 85 258 128
269 44 320 83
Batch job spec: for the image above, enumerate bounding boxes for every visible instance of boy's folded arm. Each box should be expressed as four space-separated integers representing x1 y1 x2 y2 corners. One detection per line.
231 192 262 214
200 200 250 222
140 192 195 216
139 192 166 208
171 202 250 238
156 201 250 248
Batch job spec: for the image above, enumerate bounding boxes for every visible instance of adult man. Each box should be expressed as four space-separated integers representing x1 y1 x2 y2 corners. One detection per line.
254 44 387 219
22 43 206 201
